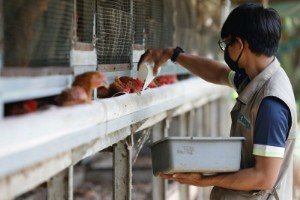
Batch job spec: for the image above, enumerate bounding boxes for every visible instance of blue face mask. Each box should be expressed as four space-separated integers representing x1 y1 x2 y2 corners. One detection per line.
224 47 243 72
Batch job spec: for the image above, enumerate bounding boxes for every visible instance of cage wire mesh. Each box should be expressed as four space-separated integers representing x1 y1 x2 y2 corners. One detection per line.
3 0 73 67
162 0 175 48
145 0 164 49
96 0 133 65
133 0 146 46
174 0 195 52
76 0 95 43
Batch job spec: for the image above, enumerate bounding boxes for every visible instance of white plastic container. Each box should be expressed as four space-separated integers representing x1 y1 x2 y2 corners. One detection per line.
150 136 244 176
137 62 161 90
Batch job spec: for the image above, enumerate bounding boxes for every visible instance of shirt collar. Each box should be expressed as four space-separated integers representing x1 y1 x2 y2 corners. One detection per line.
237 57 280 104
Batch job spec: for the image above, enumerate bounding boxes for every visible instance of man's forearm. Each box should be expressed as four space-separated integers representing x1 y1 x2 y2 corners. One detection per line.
175 53 230 85
202 167 267 191
163 156 282 191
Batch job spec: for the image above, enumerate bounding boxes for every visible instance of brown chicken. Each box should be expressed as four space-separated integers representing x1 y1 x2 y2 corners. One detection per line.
55 86 88 106
72 71 105 100
104 76 143 97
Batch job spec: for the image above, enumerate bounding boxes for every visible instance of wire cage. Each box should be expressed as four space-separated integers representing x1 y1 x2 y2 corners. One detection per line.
173 0 195 52
144 0 174 49
162 0 175 48
3 0 73 67
133 0 146 47
76 0 95 44
96 0 133 65
145 0 163 49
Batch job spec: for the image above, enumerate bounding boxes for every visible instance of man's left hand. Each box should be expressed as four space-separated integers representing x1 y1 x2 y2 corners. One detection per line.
159 172 204 186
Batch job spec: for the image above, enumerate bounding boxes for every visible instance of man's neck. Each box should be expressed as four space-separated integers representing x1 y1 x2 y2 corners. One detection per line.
245 55 275 80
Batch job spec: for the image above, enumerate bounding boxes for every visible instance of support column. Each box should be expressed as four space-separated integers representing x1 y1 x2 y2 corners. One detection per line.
179 114 189 200
113 135 132 200
47 166 73 200
152 121 167 200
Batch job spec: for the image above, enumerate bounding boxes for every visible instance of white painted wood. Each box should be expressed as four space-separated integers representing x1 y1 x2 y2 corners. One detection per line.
47 166 72 200
0 75 72 103
0 152 71 199
70 49 97 67
113 135 132 200
152 122 167 200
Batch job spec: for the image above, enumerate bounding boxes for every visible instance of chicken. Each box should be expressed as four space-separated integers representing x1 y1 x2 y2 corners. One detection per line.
107 76 143 97
55 86 88 106
5 100 38 116
153 75 178 87
97 85 110 98
72 71 105 100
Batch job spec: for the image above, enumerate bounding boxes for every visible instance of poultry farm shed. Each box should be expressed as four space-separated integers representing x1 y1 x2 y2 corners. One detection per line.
2 0 297 199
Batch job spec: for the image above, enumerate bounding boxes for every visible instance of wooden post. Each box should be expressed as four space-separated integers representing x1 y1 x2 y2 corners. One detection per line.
152 121 168 200
209 101 218 137
179 114 189 200
113 135 132 200
47 166 73 200
203 104 211 136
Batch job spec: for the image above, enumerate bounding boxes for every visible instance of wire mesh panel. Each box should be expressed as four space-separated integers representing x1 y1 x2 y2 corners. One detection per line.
3 0 73 67
96 0 133 64
76 0 95 43
145 0 164 49
173 0 194 52
133 0 146 46
162 0 175 48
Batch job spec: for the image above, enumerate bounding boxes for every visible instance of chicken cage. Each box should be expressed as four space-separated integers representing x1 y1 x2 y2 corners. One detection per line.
76 0 95 44
0 0 221 116
96 0 133 65
3 0 73 67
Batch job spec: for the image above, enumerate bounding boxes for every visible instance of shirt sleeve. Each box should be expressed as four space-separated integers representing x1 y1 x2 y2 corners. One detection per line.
253 97 291 158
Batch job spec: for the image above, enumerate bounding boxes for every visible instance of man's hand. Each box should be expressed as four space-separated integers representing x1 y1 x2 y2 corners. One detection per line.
137 48 173 76
159 172 205 186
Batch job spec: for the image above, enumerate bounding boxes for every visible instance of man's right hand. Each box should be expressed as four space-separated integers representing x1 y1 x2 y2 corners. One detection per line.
137 48 173 76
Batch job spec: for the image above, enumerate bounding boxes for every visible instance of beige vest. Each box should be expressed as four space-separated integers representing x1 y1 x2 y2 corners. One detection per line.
211 58 297 200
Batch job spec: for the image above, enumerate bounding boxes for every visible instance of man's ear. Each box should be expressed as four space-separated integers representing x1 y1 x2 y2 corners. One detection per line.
235 37 244 50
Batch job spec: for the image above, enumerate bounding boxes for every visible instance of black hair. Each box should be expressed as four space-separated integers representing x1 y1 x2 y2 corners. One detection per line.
221 3 281 56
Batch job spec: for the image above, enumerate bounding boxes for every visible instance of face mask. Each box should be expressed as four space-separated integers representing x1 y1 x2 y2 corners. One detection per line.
224 47 243 72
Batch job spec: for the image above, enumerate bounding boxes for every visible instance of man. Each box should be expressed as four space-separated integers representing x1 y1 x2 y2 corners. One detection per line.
138 3 297 200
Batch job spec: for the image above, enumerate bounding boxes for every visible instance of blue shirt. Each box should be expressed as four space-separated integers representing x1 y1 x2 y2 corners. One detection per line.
229 70 291 158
